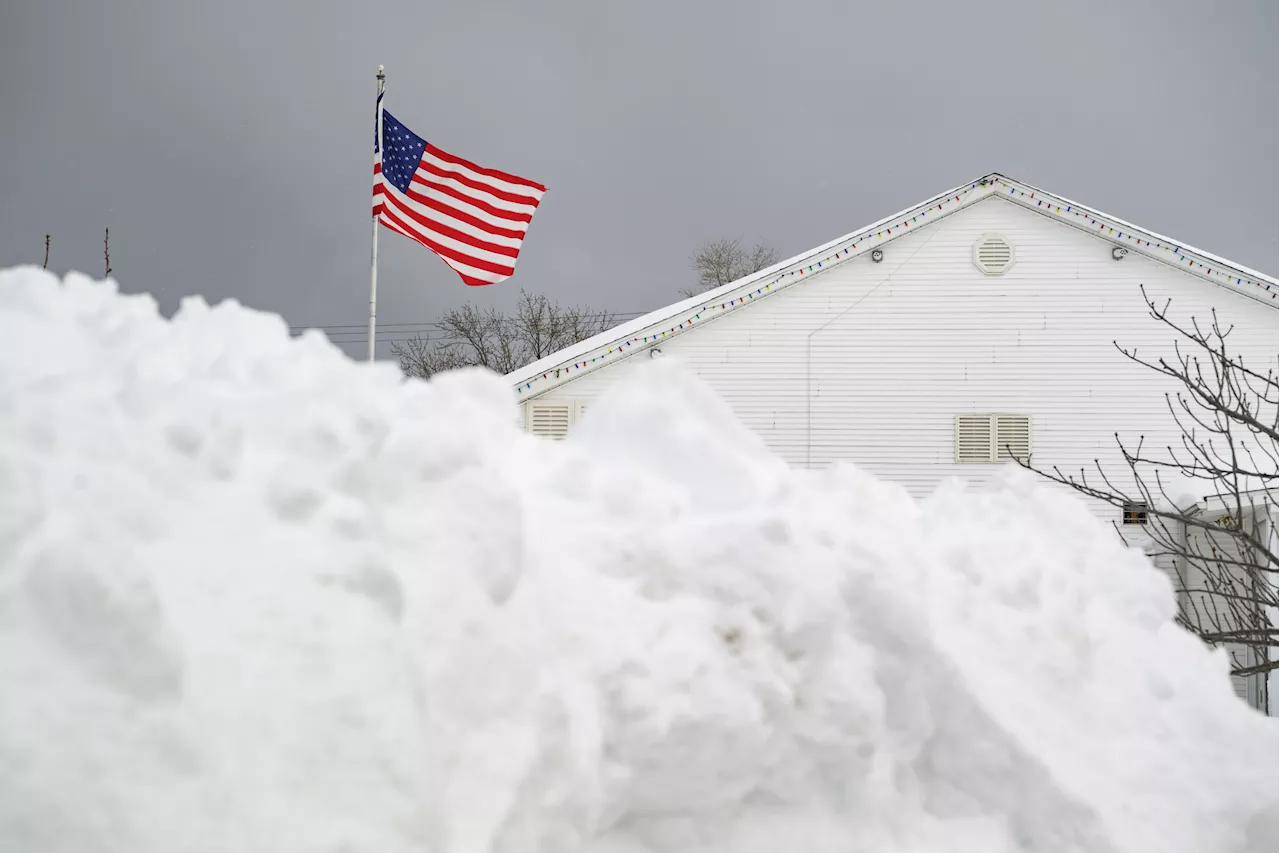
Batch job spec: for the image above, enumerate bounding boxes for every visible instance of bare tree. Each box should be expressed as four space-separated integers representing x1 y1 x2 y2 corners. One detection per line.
1018 285 1277 712
681 238 778 298
391 290 618 380
43 234 50 270
104 227 112 277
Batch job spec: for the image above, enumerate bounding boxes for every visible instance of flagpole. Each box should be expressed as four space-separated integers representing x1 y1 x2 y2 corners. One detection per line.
368 64 386 363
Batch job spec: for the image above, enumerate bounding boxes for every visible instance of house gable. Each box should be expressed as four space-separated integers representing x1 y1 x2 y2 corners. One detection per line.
522 197 1276 494
508 173 1277 401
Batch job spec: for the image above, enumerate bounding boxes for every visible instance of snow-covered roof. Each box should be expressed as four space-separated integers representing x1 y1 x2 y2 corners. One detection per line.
508 172 1278 398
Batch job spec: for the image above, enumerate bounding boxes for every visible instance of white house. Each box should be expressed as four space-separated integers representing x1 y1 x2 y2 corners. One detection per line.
507 172 1279 708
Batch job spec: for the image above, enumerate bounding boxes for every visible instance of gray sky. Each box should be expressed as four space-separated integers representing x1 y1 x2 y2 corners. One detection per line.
2 0 1275 360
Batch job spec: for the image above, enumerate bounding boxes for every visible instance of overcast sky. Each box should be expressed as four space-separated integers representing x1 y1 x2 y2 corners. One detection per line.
2 0 1275 360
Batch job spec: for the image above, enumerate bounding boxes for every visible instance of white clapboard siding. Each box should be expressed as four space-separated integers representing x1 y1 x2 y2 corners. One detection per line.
523 196 1277 512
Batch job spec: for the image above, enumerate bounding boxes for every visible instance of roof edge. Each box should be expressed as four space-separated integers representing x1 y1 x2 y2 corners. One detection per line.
508 174 996 392
508 172 1277 397
1007 176 1278 288
992 176 1278 298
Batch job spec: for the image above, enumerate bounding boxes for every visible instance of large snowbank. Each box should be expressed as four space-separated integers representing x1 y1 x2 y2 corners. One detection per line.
0 267 1275 853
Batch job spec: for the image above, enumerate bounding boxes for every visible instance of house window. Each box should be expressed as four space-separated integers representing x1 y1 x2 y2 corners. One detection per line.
955 414 1031 463
1122 503 1149 525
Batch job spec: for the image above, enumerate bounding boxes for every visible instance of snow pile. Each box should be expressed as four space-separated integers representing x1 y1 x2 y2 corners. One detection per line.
0 267 1275 853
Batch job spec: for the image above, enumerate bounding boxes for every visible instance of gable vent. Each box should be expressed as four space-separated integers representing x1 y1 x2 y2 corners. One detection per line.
956 414 1031 463
528 402 572 440
973 234 1014 275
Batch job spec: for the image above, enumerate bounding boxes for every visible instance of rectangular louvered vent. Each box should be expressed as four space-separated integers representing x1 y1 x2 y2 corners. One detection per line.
956 414 1031 463
528 403 572 440
956 415 994 463
996 415 1031 462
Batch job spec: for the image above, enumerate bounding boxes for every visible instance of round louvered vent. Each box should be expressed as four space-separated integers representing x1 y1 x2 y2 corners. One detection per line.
973 234 1014 275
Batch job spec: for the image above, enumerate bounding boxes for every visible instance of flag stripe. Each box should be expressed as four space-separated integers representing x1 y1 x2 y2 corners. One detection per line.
375 168 530 239
381 181 518 267
419 148 545 205
375 168 526 243
400 182 529 237
379 213 417 241
379 183 521 257
419 150 546 203
378 195 517 277
386 189 524 253
408 173 535 224
424 142 546 193
416 159 541 210
380 216 506 285
380 214 496 288
381 210 511 281
377 202 516 285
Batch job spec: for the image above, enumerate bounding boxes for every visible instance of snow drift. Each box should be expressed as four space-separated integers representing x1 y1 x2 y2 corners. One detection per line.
0 267 1275 853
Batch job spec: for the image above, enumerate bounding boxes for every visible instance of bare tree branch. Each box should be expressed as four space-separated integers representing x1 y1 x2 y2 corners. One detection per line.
1018 285 1278 712
680 237 779 298
43 234 50 270
390 289 618 380
104 227 112 278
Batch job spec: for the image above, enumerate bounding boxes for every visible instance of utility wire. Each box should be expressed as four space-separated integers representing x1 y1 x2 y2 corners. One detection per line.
288 310 650 335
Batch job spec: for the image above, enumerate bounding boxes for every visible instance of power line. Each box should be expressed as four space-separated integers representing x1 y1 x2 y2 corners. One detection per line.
288 310 650 334
291 321 456 331
320 335 440 343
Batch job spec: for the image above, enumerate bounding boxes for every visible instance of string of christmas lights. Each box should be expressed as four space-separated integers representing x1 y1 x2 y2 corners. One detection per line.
516 177 1275 396
991 179 1275 303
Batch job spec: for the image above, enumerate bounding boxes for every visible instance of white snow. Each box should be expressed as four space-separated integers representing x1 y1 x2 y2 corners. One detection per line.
0 267 1275 853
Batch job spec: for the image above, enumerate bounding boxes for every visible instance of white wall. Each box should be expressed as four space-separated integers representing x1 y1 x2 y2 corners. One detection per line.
527 196 1277 507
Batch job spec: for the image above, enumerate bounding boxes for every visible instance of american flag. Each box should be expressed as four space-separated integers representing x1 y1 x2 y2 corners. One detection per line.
372 106 546 287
